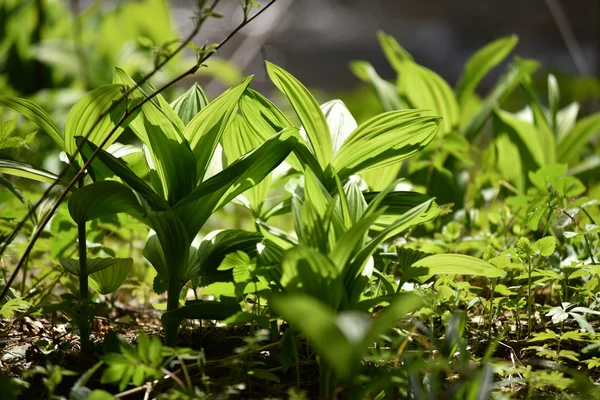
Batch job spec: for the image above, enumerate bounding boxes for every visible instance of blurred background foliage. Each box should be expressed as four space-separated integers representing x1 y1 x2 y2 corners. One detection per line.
0 0 598 181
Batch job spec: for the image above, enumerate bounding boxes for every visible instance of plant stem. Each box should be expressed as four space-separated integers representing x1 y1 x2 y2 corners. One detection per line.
319 361 334 400
164 281 181 347
488 278 496 338
527 257 533 337
78 220 91 354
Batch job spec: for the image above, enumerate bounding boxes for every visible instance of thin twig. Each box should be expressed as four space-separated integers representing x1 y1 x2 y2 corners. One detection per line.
0 0 278 304
545 0 590 76
0 0 224 259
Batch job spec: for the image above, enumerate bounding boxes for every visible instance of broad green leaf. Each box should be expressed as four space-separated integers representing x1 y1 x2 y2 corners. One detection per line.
68 180 146 224
266 62 333 168
170 83 209 125
350 60 402 111
360 165 401 191
0 119 36 150
410 254 505 278
396 61 460 135
128 102 196 204
147 211 190 289
89 258 133 294
0 159 62 184
217 251 252 283
270 292 421 380
462 58 539 141
332 110 440 181
162 300 241 326
174 128 298 238
188 229 262 285
558 113 600 163
239 88 294 139
59 257 123 275
532 236 556 257
0 95 64 148
143 235 169 284
0 297 31 318
64 84 130 155
280 246 343 308
555 102 579 143
363 191 440 231
270 293 355 379
321 99 357 155
455 35 518 107
548 74 560 123
239 88 305 173
222 114 270 213
0 177 26 204
520 77 556 164
79 139 168 210
495 133 524 191
184 77 252 181
344 201 434 291
493 110 546 168
377 31 414 70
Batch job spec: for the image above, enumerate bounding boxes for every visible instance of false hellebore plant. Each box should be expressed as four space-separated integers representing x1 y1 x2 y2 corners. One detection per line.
225 63 505 398
66 71 300 346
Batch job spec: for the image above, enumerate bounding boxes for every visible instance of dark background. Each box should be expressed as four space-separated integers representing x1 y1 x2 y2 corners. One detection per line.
171 0 599 95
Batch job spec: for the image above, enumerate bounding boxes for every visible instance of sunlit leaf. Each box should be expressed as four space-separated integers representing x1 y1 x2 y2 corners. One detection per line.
266 62 332 168
0 95 64 148
455 35 518 107
89 258 133 294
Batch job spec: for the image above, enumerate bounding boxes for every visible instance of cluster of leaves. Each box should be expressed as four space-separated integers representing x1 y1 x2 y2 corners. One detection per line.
1 15 600 400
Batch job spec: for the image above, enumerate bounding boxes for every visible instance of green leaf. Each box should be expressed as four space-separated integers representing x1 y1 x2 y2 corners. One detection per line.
532 236 556 257
396 61 460 135
64 84 130 155
222 114 270 213
128 102 197 204
455 35 518 107
555 102 579 143
184 77 252 181
558 113 600 163
89 258 133 294
520 77 556 164
350 61 402 112
363 191 440 231
79 139 168 210
0 297 31 318
239 88 293 138
170 83 209 125
270 292 421 380
493 110 546 169
59 257 123 276
68 180 147 224
377 31 414 70
266 62 333 168
188 229 262 285
462 58 539 141
270 294 354 378
331 110 440 181
162 300 241 325
0 95 64 148
344 201 434 296
147 211 190 289
321 99 357 155
0 177 26 204
410 254 505 278
0 119 36 150
0 159 62 184
174 128 298 238
280 246 344 308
